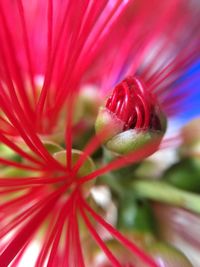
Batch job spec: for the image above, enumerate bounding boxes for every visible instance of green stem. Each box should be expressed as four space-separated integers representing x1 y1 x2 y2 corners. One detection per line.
132 180 200 214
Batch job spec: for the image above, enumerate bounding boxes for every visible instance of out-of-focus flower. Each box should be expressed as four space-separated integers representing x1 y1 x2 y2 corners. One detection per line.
0 0 199 266
153 203 200 267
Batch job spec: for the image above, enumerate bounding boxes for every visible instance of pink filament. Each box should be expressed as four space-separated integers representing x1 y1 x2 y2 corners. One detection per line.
82 198 158 267
0 185 66 267
106 76 152 130
80 205 122 267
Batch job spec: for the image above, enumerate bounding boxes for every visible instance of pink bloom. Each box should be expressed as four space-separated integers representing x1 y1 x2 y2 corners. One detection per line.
0 1 199 266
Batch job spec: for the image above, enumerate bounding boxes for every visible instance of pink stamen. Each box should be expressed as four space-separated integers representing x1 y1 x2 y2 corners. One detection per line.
17 0 37 102
35 207 62 267
80 204 122 267
79 139 164 184
0 2 35 121
72 207 85 267
0 157 42 171
72 126 110 176
0 188 45 240
106 76 152 130
46 199 71 267
0 89 65 171
53 1 128 117
0 176 66 187
82 199 158 267
36 0 54 123
0 185 66 267
0 132 45 167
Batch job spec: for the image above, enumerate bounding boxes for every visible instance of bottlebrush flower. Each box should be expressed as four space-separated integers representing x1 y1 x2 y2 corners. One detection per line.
0 1 199 267
95 76 167 156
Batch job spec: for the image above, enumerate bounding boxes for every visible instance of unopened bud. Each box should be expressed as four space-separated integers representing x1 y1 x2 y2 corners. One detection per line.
54 149 95 177
53 149 95 196
147 242 193 267
95 76 167 155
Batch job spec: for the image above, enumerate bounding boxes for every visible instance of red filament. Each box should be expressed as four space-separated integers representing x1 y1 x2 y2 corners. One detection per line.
106 76 152 130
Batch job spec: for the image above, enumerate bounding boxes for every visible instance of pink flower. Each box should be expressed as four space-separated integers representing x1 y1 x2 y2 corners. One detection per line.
0 1 199 266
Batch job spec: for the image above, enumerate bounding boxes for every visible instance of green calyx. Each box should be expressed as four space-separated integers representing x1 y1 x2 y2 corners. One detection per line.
106 128 163 155
95 107 124 142
95 107 166 155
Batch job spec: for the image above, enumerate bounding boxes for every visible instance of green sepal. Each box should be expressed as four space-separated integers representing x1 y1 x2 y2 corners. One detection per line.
106 129 163 155
95 107 124 142
95 107 166 156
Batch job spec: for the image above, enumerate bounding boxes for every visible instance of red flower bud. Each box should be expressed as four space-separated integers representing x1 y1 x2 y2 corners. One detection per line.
96 76 167 155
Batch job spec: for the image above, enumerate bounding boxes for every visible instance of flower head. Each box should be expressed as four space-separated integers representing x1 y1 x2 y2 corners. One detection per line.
0 1 199 267
95 76 166 155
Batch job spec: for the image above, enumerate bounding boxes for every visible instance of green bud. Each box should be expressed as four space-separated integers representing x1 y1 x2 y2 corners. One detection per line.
95 107 124 142
121 229 155 249
53 149 95 177
147 242 193 267
18 139 63 165
95 76 167 156
95 107 165 155
42 140 63 154
54 149 95 196
106 128 163 155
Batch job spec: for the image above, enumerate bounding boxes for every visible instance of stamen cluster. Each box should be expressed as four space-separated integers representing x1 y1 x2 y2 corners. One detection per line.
106 77 153 131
